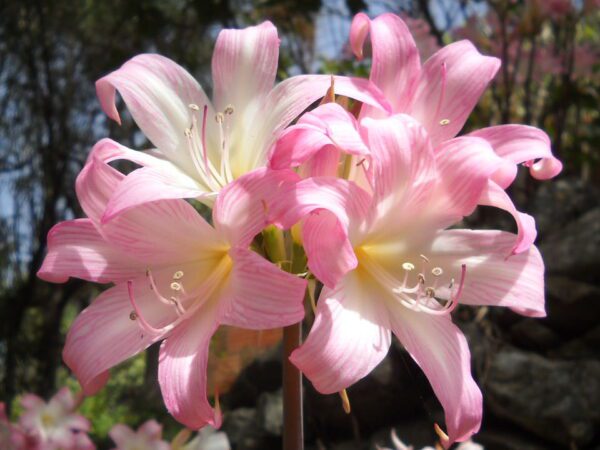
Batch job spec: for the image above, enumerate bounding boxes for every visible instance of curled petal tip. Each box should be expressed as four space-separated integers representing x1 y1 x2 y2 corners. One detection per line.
350 13 371 60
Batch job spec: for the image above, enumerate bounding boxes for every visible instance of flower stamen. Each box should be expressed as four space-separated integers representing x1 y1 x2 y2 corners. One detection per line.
127 257 232 336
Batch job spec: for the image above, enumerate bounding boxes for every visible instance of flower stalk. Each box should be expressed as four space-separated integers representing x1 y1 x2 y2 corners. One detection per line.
263 226 305 450
283 321 304 450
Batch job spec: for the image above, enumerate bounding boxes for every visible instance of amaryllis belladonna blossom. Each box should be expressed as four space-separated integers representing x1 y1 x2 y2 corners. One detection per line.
109 420 169 450
271 113 548 447
349 13 562 254
94 21 390 220
18 388 94 450
38 140 306 429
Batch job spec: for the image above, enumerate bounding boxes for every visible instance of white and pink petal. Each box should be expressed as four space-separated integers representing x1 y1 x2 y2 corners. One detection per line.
478 181 537 255
468 125 562 187
96 54 217 168
158 300 223 430
212 168 300 248
410 40 500 147
63 281 178 395
350 13 421 114
101 166 211 223
291 273 392 393
212 22 280 112
219 248 306 329
428 229 545 317
389 305 482 447
38 219 143 284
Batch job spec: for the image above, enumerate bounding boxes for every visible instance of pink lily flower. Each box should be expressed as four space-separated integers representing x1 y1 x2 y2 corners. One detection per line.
272 100 539 255
37 139 307 429
94 21 390 221
109 420 169 450
272 114 546 447
349 13 562 253
18 388 94 450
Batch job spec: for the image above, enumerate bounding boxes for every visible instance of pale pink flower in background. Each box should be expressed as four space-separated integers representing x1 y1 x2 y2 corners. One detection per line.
181 426 230 450
584 0 600 13
18 388 94 450
94 21 390 220
109 420 169 450
37 140 307 429
271 113 548 447
377 428 484 450
1 402 28 450
534 0 574 19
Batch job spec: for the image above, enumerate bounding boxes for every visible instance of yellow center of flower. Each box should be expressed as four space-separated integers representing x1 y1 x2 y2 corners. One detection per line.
128 250 232 335
355 245 465 316
40 411 56 428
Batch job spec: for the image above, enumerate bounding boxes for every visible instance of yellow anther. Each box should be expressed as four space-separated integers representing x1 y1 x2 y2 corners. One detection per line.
170 428 193 450
339 389 351 414
319 75 336 105
431 267 443 277
439 119 451 126
173 270 184 280
434 423 450 443
188 103 200 111
224 104 234 115
184 128 193 137
420 254 430 263
402 262 415 271
215 112 224 123
170 282 182 291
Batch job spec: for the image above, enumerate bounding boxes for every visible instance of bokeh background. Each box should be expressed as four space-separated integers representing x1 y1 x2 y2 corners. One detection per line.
1 0 599 448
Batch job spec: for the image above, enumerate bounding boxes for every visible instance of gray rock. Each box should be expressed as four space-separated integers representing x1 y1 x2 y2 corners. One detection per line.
484 349 600 446
257 390 283 436
224 344 282 409
543 276 600 337
529 177 600 239
305 346 437 442
509 319 562 351
477 425 558 450
540 208 600 283
221 408 280 450
551 325 600 360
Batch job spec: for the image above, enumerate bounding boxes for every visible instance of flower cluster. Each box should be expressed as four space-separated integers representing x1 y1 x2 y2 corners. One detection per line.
1 390 230 450
38 13 561 448
1 389 93 450
108 419 229 450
